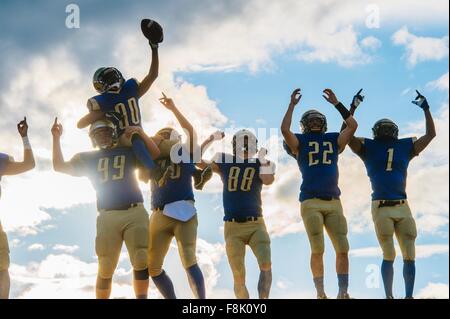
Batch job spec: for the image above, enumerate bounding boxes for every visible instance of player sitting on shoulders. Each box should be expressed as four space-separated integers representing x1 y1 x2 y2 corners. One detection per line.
52 118 159 299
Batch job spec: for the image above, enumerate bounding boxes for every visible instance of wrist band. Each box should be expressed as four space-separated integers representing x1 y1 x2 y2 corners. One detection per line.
334 102 351 120
22 136 32 150
260 162 276 175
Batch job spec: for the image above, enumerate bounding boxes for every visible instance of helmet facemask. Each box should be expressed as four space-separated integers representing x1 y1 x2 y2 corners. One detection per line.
372 119 399 140
233 130 258 159
300 110 327 134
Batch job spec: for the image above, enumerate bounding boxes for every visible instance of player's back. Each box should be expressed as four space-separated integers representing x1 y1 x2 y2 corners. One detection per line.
215 153 263 220
361 137 416 200
88 78 142 135
71 147 144 211
150 155 196 210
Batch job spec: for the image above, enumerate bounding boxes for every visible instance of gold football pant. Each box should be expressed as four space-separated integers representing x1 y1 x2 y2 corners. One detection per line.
148 209 198 277
96 205 149 279
371 200 417 261
0 222 9 271
224 218 272 283
301 199 349 254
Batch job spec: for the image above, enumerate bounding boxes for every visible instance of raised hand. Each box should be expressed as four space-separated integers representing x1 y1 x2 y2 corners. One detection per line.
159 92 176 111
352 89 364 108
412 90 430 110
17 117 28 137
290 88 302 107
124 126 143 139
322 89 339 106
51 117 63 138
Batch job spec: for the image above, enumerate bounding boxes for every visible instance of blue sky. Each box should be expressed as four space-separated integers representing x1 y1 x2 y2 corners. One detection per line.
0 0 448 299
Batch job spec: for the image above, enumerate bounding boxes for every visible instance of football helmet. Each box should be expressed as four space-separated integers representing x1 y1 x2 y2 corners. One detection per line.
93 67 125 93
232 129 258 155
156 127 182 142
372 119 399 139
89 119 118 149
300 109 327 133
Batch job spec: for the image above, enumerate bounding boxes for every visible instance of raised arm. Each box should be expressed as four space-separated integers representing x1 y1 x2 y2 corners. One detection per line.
52 118 76 175
323 89 358 153
196 132 224 172
411 90 436 155
159 93 196 154
281 88 302 156
124 126 161 159
2 118 36 175
340 89 365 156
137 48 159 98
258 148 275 186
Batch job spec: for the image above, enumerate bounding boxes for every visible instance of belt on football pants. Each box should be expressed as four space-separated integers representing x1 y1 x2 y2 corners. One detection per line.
314 196 340 201
378 200 406 208
99 202 143 213
225 216 262 223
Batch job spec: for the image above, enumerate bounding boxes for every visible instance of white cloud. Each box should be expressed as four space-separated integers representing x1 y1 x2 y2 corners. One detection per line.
9 254 148 299
52 244 80 254
350 244 449 259
417 282 449 299
27 243 45 251
392 26 449 66
427 72 449 92
361 36 382 51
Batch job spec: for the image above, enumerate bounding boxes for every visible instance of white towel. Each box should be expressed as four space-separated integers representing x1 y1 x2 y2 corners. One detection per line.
163 200 197 222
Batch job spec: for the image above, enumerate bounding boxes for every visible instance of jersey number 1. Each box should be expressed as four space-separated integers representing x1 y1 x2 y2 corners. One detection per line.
386 148 394 171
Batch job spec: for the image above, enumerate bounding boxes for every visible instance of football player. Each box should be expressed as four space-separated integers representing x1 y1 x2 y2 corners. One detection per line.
135 94 206 299
0 118 35 299
76 20 163 173
199 129 276 299
52 118 160 299
281 88 358 299
345 90 436 299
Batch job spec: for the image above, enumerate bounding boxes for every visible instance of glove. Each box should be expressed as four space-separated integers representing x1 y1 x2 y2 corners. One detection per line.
141 19 164 49
412 90 430 110
351 89 364 108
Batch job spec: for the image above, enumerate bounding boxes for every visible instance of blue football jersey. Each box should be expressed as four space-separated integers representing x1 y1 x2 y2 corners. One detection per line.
284 132 341 202
88 78 142 136
70 147 144 211
360 137 416 200
215 153 263 221
150 152 196 210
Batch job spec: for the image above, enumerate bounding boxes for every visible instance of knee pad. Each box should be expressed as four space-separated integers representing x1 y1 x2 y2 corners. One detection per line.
98 257 115 279
148 266 163 277
133 248 148 271
335 235 350 254
380 238 396 261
